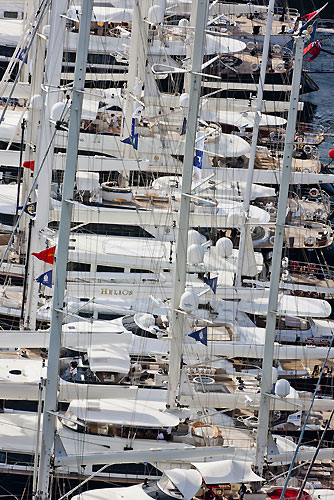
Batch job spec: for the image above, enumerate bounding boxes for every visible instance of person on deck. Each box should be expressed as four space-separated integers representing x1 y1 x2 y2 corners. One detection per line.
239 483 247 500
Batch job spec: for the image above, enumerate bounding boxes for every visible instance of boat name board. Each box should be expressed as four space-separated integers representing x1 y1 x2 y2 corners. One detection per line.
100 288 133 296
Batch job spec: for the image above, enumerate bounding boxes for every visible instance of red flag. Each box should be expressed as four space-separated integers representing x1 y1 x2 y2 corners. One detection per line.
23 161 35 171
32 246 56 264
303 40 322 62
301 3 328 22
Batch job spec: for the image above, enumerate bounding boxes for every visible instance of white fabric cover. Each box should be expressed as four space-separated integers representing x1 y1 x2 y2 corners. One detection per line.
81 99 99 121
238 294 331 318
103 238 166 259
163 469 202 498
87 345 130 373
205 133 250 158
201 110 286 129
192 460 263 484
0 183 17 214
71 484 152 500
69 398 179 427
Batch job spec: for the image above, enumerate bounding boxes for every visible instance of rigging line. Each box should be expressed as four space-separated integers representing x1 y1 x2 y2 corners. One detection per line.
278 332 334 500
57 464 113 500
296 408 334 500
0 0 50 125
0 99 70 271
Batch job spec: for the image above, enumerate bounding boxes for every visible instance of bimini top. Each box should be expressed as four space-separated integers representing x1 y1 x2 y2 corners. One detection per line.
238 294 331 318
86 345 131 374
162 469 203 499
68 398 180 428
70 468 203 500
192 460 264 484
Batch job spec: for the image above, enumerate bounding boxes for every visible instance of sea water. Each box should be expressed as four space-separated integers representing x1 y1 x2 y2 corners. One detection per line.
290 1 334 163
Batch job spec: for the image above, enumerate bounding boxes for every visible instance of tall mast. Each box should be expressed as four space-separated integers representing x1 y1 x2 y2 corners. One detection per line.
17 0 48 256
120 0 149 166
235 0 275 286
166 0 209 409
36 1 93 498
24 0 68 330
254 33 306 475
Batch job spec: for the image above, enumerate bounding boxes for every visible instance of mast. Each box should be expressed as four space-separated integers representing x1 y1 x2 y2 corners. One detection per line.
17 0 49 257
24 0 68 330
120 0 149 167
166 0 209 409
254 33 306 475
235 0 275 286
36 1 93 498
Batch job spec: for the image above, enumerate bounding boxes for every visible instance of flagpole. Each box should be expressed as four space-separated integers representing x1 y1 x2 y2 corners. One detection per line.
20 218 33 324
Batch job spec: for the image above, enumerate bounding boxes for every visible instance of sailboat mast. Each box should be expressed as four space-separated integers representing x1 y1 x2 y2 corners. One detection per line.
120 0 149 165
235 0 275 286
254 34 306 476
36 1 93 498
24 0 68 330
166 0 209 409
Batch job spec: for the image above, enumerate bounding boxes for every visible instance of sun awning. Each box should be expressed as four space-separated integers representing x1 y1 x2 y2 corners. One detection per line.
81 99 99 121
87 346 130 374
205 133 250 158
164 469 203 499
103 238 166 259
0 183 18 214
238 294 331 318
192 460 264 484
69 399 180 428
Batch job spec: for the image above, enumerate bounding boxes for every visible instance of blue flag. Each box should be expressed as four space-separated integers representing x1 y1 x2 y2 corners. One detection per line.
205 276 218 294
18 47 28 63
193 149 204 170
36 269 53 288
188 327 207 346
121 117 138 150
298 18 317 36
18 202 37 217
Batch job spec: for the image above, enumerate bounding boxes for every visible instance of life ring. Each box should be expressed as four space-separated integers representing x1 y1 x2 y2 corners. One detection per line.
307 263 316 273
309 188 319 197
305 338 315 345
303 144 313 155
266 204 277 215
305 235 316 246
290 261 299 271
315 208 324 218
269 235 275 245
302 168 311 174
272 44 281 54
251 62 260 72
247 41 256 51
320 339 330 346
275 62 285 72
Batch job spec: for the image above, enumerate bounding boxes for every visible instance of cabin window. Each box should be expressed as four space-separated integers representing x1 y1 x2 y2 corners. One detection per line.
0 46 15 57
4 11 18 18
67 262 91 272
92 462 162 476
0 213 14 226
7 452 33 465
130 269 153 274
97 313 120 320
78 312 93 319
96 265 124 273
